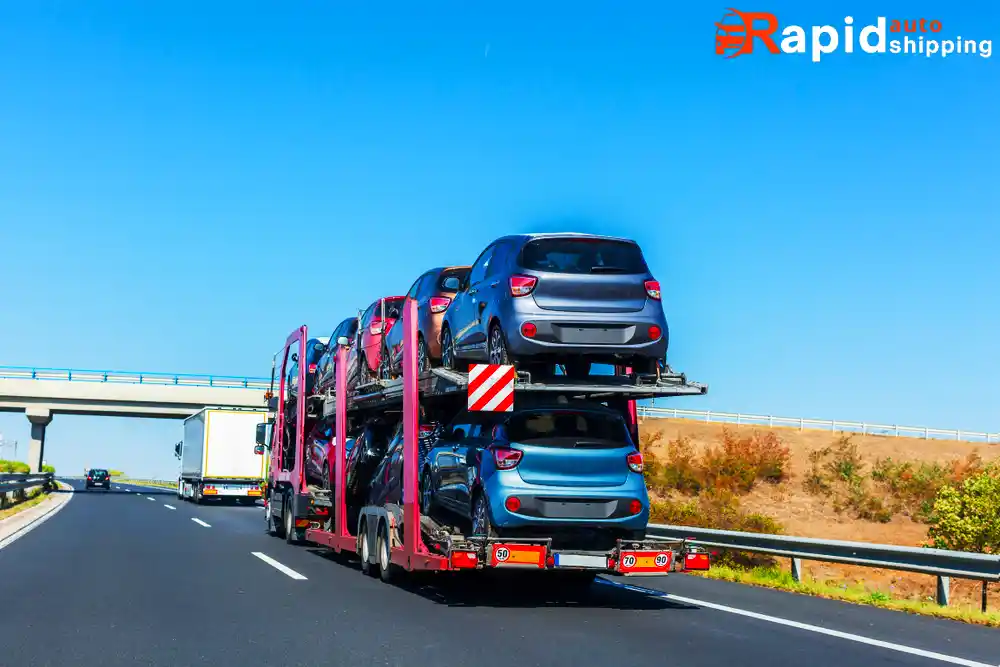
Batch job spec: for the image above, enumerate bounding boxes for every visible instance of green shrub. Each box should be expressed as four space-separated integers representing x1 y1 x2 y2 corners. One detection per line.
0 460 30 474
872 452 983 521
41 464 55 474
927 464 1000 553
650 490 783 568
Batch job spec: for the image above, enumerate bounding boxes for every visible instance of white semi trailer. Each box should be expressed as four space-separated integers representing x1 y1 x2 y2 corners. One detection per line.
176 408 267 505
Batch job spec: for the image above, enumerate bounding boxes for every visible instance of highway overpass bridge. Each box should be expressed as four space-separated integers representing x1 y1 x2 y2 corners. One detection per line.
0 366 270 472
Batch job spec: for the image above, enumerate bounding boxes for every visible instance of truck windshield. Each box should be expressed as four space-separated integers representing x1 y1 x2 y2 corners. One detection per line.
506 410 630 448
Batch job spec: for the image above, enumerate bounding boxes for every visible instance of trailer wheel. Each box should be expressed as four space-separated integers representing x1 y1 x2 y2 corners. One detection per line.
358 519 374 576
284 494 299 544
377 522 398 583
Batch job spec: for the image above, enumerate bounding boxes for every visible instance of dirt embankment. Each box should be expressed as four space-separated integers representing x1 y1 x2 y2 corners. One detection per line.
640 417 1000 609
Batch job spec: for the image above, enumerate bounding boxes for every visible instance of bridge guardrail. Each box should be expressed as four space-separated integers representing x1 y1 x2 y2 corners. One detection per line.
647 523 1000 608
0 365 271 389
0 472 55 509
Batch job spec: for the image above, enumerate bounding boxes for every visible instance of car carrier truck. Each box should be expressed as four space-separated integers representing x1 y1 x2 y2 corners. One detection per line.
260 301 712 588
176 408 268 504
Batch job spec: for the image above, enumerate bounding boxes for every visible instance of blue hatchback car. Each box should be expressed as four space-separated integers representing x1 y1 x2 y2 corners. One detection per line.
421 402 649 550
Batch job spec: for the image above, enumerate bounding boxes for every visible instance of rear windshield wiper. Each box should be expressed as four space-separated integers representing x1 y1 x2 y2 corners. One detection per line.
589 266 628 274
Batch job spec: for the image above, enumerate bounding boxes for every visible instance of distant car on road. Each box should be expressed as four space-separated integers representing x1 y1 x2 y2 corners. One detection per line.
86 468 111 490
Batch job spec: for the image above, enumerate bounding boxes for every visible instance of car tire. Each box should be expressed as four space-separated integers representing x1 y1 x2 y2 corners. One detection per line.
440 327 456 370
417 336 431 372
378 343 393 380
321 463 331 492
471 491 498 538
359 519 374 576
377 522 397 583
487 323 511 366
420 470 435 514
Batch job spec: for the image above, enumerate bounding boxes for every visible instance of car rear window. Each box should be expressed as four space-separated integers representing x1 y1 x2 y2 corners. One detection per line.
437 268 469 293
506 410 630 447
91 470 107 476
380 297 405 319
518 238 648 275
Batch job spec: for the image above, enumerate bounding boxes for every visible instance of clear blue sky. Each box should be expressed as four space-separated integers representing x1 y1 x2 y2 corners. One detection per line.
1 1 997 478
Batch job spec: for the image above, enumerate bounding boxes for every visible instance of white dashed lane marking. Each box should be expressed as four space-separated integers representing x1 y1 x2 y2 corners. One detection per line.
163 504 176 510
191 518 211 528
251 552 308 580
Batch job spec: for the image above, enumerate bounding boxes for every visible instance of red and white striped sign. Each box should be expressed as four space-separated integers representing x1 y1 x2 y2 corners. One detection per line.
467 364 515 412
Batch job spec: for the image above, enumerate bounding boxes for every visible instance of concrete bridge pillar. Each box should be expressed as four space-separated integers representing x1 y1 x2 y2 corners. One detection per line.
26 408 52 473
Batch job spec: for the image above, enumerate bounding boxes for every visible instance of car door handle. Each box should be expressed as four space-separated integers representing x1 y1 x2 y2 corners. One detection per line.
489 281 499 288
469 288 478 295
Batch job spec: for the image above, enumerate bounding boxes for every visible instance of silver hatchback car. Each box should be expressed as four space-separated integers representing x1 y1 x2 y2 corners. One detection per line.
440 233 667 378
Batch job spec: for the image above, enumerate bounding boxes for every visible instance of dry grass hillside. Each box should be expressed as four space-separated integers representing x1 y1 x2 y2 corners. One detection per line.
639 417 1000 609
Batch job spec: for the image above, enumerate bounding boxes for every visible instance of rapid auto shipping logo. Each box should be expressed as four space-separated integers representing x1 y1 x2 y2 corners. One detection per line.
715 9 993 62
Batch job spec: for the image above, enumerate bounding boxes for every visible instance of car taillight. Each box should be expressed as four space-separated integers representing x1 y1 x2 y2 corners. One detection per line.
648 325 661 340
628 499 643 515
308 363 317 373
493 447 523 470
370 320 383 335
505 496 521 512
509 275 537 297
644 280 661 300
429 296 451 313
627 450 643 473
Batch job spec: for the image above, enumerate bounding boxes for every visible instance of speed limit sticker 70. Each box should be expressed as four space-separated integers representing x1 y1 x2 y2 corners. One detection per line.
617 550 673 575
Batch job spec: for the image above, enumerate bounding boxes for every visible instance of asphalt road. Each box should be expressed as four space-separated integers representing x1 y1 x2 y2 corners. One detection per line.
0 479 995 667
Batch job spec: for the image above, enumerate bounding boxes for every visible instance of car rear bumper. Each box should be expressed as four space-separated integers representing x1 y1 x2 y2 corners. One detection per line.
500 301 668 360
483 475 649 531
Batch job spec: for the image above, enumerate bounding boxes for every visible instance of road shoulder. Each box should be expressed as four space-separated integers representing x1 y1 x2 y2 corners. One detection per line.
0 481 74 550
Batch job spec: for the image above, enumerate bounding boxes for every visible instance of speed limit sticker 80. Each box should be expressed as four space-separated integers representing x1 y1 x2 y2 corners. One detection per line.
617 551 672 574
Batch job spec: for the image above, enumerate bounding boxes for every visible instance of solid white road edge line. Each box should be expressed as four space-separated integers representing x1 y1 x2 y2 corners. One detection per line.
597 580 995 667
191 518 211 527
163 504 176 510
0 482 74 552
251 552 308 580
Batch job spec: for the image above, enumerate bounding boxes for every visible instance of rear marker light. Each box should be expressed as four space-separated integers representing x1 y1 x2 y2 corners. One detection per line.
628 500 643 515
450 551 478 569
644 280 661 300
648 325 661 340
505 496 521 512
627 450 644 473
429 296 451 313
509 275 537 297
370 321 383 335
493 448 523 470
520 322 537 338
308 363 317 373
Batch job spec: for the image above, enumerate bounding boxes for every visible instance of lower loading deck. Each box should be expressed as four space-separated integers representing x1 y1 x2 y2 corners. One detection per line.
302 490 710 576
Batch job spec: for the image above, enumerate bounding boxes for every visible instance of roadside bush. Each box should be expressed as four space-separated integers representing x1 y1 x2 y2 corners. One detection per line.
804 437 894 522
872 452 983 521
927 464 1000 553
641 428 790 496
109 469 125 477
649 490 783 568
0 460 30 474
41 464 55 474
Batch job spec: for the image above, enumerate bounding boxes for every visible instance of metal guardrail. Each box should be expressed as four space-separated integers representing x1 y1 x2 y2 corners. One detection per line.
0 365 271 389
648 523 1000 608
638 406 999 444
0 472 54 509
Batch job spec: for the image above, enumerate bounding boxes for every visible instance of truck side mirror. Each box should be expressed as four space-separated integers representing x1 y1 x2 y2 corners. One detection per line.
337 336 350 347
255 422 271 446
253 444 265 455
266 396 279 411
173 441 182 459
